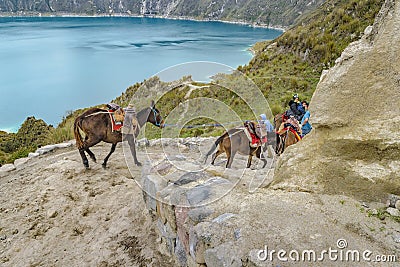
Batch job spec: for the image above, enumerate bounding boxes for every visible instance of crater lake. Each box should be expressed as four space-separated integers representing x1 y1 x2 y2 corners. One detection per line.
0 16 282 132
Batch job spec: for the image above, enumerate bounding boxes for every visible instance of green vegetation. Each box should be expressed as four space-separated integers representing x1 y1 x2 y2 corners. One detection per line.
0 117 53 164
242 0 384 110
366 207 400 223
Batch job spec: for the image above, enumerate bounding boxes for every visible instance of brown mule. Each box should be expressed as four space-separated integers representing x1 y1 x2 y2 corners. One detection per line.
204 122 268 168
74 101 163 169
274 113 300 155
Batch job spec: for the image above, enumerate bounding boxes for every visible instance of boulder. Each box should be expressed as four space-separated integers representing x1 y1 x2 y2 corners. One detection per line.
247 249 266 267
387 207 400 217
0 164 16 172
187 207 214 224
14 157 30 167
387 194 400 208
142 174 168 212
36 142 72 155
28 152 40 158
204 242 242 267
273 0 400 201
396 200 400 210
175 237 188 267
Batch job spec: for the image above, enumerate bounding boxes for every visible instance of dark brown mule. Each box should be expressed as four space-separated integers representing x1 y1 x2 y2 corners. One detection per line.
204 122 268 168
74 101 163 169
274 113 299 155
274 113 284 155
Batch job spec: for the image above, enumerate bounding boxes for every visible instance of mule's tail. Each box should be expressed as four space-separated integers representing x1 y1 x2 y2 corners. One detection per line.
203 133 227 163
74 117 85 150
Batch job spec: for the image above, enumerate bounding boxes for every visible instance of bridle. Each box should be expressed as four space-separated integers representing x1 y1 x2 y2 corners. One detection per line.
151 107 163 127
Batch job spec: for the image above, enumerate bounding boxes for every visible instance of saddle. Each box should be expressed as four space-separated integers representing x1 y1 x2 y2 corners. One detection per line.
278 122 302 141
106 103 125 132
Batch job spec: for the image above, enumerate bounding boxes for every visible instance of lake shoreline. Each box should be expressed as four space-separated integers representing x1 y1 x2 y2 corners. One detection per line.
0 12 287 32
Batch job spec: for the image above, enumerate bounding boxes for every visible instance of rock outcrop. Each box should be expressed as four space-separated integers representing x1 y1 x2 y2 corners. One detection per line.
273 0 400 201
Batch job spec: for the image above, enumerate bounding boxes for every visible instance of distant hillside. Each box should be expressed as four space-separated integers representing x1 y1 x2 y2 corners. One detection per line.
0 0 325 28
0 117 53 165
242 0 385 112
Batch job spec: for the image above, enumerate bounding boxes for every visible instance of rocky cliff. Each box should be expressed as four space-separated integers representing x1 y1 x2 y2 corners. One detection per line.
0 0 325 27
273 0 400 201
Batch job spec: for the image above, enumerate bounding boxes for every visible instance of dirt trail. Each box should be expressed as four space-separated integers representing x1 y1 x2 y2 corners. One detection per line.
0 143 175 267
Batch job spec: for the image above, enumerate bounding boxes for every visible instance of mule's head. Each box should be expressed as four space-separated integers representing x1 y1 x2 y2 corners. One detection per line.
274 113 284 132
147 100 164 128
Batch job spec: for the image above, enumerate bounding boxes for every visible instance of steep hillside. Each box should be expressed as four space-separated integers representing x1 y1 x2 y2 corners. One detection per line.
243 0 385 112
0 0 325 27
0 117 53 165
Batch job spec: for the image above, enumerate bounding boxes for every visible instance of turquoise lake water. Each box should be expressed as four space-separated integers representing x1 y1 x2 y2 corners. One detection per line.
0 17 282 132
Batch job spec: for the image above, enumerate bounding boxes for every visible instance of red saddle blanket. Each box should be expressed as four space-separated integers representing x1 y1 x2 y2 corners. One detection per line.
280 126 302 141
243 121 267 148
108 110 123 132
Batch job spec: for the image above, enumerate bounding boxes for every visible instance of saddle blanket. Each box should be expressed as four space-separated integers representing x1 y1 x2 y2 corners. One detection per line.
243 123 266 148
280 126 302 141
108 110 123 132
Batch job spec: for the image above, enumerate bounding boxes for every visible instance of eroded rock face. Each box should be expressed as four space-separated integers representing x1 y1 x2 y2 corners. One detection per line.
273 0 400 201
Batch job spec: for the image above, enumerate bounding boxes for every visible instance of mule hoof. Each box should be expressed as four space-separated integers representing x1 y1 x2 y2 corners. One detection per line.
135 161 142 166
102 163 107 169
91 158 97 163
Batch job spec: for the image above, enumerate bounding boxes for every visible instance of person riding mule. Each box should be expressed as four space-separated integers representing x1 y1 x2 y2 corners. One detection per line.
204 120 268 168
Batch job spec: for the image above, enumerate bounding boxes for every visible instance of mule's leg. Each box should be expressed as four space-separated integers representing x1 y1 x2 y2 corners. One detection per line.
275 133 280 155
276 134 285 156
261 158 268 168
79 148 89 169
281 132 288 154
226 151 236 168
80 137 102 168
211 150 223 165
86 148 96 163
127 134 142 166
102 143 117 168
246 155 253 168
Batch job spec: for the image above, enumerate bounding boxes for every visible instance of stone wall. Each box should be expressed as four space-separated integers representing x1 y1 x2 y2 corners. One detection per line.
139 137 276 266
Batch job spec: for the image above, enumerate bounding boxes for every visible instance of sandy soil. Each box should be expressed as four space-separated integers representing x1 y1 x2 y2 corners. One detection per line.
0 143 175 267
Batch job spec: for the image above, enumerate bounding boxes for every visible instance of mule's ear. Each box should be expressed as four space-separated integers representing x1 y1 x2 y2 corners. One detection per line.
150 100 155 108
